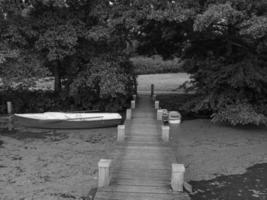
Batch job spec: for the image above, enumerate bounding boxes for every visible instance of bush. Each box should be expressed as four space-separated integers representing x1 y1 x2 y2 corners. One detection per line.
156 94 212 120
130 55 184 75
0 90 65 114
0 56 136 114
211 103 267 126
0 89 132 115
182 58 267 126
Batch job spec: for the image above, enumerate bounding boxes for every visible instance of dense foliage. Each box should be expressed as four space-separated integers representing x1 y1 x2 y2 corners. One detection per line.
0 88 132 114
128 0 267 125
0 0 136 113
182 1 267 125
0 0 266 125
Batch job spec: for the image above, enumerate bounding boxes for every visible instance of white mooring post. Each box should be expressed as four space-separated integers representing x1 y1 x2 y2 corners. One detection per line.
152 94 157 101
151 84 154 97
161 125 170 142
7 102 13 131
8 116 13 131
98 159 112 187
131 100 135 109
155 101 159 109
117 125 125 142
171 164 185 192
157 109 163 120
7 101 12 114
126 109 132 120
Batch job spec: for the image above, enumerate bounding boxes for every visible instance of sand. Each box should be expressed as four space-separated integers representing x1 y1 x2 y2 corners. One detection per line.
1 119 267 199
0 128 117 200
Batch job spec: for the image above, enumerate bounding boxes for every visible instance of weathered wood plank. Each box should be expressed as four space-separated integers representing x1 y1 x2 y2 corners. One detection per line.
95 191 190 200
99 185 172 194
110 178 170 186
94 95 189 200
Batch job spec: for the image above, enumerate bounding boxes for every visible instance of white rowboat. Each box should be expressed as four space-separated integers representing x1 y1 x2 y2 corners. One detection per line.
14 112 122 129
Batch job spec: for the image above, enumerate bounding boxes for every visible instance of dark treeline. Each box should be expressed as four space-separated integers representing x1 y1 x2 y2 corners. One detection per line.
0 0 266 125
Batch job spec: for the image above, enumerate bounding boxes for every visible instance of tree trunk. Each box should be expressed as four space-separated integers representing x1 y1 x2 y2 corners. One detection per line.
54 62 61 93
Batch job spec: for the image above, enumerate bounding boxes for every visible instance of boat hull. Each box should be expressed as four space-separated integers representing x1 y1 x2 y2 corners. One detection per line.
14 115 122 129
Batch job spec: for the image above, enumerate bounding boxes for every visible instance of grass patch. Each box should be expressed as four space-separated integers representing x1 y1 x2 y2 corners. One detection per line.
137 73 190 93
131 55 184 75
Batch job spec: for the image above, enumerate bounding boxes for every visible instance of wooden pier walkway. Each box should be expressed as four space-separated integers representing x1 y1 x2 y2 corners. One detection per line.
94 95 190 200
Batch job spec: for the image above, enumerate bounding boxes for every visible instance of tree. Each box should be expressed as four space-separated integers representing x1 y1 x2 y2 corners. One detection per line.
0 0 136 111
182 1 267 125
108 0 267 125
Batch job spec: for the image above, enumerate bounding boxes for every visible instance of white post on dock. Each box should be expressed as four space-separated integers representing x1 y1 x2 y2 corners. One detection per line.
171 164 185 192
126 109 132 120
7 101 12 114
155 101 159 109
157 109 163 120
161 125 170 142
98 159 112 187
152 94 157 101
151 84 154 97
8 116 13 131
117 125 125 142
131 100 135 109
7 102 13 131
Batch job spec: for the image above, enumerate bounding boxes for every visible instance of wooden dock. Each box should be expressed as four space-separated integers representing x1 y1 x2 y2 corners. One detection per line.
94 95 190 200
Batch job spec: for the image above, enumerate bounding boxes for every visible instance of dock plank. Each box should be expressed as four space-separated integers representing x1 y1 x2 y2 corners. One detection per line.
94 95 189 200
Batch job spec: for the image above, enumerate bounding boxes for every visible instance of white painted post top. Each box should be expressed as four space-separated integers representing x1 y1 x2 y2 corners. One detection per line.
98 159 112 168
118 125 125 129
155 101 159 109
172 164 185 172
162 125 170 130
157 109 163 113
7 101 12 114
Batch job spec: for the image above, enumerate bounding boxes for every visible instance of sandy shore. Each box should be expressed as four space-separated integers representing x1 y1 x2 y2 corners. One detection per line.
0 128 117 200
1 119 267 199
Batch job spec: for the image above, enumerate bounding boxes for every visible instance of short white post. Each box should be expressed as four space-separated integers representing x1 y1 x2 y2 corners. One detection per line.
133 94 136 100
117 125 125 142
131 100 135 109
151 84 154 97
161 125 170 142
7 102 13 131
171 164 185 192
155 101 159 109
7 101 12 114
8 116 13 131
157 109 163 120
126 109 132 120
98 159 112 187
152 94 157 101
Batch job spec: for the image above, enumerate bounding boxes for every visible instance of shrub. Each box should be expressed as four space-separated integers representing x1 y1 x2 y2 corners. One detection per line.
0 89 132 115
211 103 267 126
182 58 267 126
156 94 212 120
130 55 184 75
